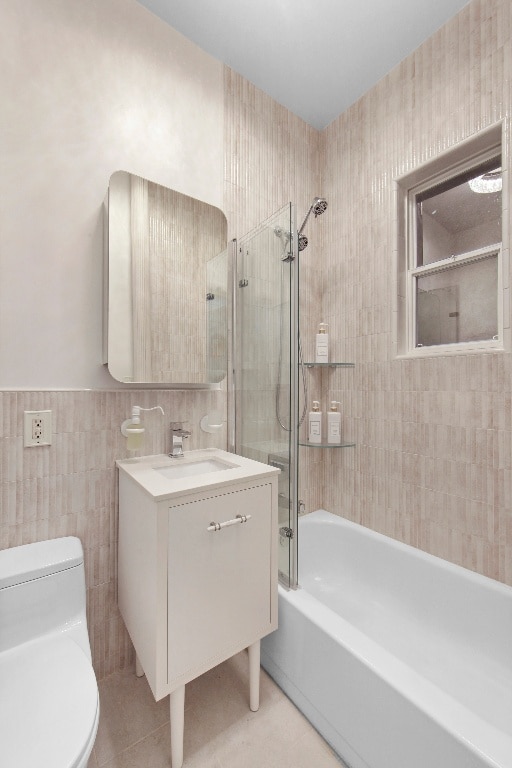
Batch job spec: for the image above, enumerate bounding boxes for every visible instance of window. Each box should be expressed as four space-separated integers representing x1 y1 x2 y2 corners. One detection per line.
396 125 505 356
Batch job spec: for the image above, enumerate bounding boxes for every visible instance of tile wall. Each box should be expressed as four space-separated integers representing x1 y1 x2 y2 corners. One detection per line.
321 0 512 585
223 67 325 515
0 388 226 679
222 2 512 581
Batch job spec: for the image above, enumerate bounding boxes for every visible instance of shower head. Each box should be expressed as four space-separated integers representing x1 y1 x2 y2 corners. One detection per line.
298 233 308 252
298 197 328 240
312 197 328 216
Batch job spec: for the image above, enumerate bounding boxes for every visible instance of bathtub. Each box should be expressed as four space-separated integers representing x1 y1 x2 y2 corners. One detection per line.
261 510 512 768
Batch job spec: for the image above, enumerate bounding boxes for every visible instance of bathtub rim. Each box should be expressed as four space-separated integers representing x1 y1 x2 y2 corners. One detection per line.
299 509 512 598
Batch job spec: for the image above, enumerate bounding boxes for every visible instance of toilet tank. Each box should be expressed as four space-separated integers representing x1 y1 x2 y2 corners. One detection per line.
0 537 91 659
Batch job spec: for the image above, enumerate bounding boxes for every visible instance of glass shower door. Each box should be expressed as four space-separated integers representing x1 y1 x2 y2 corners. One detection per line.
234 203 298 588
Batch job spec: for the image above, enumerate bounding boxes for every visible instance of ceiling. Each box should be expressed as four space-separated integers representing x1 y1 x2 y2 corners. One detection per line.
423 182 502 235
135 0 470 130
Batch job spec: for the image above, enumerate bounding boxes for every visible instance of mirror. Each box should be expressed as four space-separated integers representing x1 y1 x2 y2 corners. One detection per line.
106 171 228 385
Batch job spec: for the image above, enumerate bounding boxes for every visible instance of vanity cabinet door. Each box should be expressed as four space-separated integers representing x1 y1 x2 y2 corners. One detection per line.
168 483 273 688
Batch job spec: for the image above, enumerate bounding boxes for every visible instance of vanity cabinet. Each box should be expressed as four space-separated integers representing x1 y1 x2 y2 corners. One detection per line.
117 450 279 767
168 483 273 687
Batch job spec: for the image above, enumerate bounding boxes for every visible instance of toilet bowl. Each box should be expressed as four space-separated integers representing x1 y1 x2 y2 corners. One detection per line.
0 537 99 768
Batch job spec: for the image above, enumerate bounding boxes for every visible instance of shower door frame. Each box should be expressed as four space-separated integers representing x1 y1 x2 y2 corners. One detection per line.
288 218 300 590
229 204 300 589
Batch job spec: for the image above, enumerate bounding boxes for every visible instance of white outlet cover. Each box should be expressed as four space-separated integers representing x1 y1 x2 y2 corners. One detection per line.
24 410 52 447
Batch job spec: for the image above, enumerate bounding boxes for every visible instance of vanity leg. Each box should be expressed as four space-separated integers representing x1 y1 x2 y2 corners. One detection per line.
135 654 144 678
170 684 185 768
248 640 260 712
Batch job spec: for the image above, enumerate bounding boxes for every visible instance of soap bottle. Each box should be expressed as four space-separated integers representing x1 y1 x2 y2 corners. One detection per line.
124 405 145 451
125 422 145 451
327 401 341 445
308 400 322 444
315 323 329 363
120 404 165 451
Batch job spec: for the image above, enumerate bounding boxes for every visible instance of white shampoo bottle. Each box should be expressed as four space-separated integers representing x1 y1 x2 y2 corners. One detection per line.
315 323 329 363
308 400 322 444
327 401 342 444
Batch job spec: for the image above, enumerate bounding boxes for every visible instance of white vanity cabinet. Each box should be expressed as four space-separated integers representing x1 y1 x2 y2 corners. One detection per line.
117 450 279 768
168 483 274 688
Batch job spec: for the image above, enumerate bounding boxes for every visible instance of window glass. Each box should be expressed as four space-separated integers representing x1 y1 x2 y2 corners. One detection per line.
416 157 501 267
416 252 498 347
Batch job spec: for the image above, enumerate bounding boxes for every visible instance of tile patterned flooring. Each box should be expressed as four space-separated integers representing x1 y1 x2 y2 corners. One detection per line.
87 652 346 767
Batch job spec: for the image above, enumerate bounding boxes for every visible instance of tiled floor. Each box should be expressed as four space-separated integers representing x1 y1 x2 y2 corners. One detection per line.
88 651 346 767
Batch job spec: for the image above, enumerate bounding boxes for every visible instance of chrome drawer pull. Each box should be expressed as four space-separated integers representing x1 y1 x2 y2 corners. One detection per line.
207 513 252 532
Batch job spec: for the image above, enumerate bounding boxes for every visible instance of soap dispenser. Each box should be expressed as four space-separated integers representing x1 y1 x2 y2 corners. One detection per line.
315 323 329 363
327 401 341 444
120 405 165 451
122 406 145 451
308 400 322 444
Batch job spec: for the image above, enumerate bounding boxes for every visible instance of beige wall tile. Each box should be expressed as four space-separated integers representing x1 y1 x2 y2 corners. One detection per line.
321 0 511 585
0 389 226 678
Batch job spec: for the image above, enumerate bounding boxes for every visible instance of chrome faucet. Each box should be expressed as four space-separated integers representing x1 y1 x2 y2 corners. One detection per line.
169 422 191 458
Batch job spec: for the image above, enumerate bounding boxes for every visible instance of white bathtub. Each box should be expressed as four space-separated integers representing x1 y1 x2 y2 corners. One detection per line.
261 510 512 768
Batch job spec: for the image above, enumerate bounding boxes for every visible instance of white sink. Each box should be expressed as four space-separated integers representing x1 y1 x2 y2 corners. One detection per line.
116 449 278 501
154 458 234 480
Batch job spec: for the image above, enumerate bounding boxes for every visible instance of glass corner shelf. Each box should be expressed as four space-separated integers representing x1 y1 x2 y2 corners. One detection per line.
299 441 356 449
304 362 355 368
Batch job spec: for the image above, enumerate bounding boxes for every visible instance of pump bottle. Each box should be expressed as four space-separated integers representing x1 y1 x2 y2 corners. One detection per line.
308 400 322 444
315 323 329 363
327 401 341 444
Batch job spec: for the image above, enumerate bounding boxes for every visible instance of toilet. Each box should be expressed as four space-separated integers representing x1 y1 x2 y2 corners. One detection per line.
0 537 99 768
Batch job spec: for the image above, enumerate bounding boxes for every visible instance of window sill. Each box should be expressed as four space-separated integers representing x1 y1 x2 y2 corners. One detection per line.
397 340 505 359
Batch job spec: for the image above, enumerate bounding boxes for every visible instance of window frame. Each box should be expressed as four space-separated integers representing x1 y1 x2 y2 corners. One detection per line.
395 124 506 358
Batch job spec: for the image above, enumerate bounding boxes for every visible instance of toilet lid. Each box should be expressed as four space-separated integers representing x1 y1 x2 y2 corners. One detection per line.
0 635 98 768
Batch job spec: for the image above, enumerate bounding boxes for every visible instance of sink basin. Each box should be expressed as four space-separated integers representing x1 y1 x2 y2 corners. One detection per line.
153 458 234 480
117 449 280 501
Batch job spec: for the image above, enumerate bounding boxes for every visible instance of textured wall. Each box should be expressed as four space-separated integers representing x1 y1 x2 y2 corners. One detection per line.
321 0 511 585
223 68 324 515
0 389 227 678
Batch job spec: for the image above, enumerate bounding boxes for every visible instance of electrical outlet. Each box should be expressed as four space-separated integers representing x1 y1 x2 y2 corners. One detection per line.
24 410 52 447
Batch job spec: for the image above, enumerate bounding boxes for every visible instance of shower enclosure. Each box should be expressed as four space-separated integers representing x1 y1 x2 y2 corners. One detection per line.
232 203 299 588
